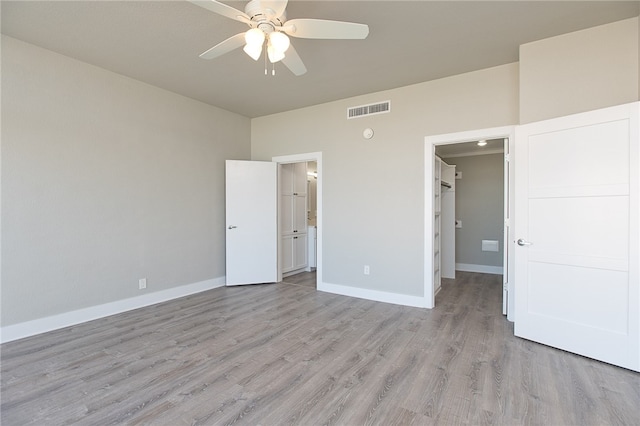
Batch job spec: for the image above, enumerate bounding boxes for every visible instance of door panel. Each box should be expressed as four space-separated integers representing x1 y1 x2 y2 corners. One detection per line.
293 234 308 270
528 197 629 270
293 162 308 194
281 194 294 234
515 103 639 371
282 235 294 272
527 120 629 191
528 263 628 333
294 195 307 232
225 160 278 286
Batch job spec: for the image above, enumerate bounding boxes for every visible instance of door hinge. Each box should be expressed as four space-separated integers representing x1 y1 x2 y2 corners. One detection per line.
504 154 511 162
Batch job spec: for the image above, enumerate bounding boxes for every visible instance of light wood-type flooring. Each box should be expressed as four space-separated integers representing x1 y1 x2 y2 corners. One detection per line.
282 270 317 289
2 272 639 425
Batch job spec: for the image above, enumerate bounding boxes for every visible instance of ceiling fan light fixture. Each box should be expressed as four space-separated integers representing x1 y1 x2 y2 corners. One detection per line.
243 43 263 61
244 28 265 46
267 44 285 63
269 31 290 53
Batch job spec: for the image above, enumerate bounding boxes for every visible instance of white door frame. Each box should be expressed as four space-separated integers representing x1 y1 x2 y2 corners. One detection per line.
272 152 322 285
425 126 515 319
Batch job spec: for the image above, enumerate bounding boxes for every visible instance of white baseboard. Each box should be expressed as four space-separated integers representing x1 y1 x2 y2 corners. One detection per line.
455 263 503 275
1 276 226 344
318 281 427 308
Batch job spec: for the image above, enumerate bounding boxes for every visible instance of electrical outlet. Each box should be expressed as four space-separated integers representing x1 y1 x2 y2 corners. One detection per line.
364 265 370 275
139 278 147 290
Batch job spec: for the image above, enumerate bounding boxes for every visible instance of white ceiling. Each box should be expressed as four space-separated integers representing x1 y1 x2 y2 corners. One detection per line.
2 1 638 118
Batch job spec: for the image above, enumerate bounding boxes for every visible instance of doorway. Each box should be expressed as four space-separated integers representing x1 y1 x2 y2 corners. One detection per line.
425 127 515 319
436 141 506 308
272 152 322 289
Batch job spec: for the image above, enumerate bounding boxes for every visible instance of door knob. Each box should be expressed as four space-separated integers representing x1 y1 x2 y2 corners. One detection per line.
517 238 532 246
228 225 237 229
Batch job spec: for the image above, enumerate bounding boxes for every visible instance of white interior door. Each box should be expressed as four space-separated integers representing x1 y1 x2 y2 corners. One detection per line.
514 103 639 371
503 138 510 316
225 160 278 286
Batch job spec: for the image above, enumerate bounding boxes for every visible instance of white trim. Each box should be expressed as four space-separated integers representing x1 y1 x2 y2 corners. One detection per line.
0 277 225 344
318 281 427 308
456 263 504 275
425 125 516 313
271 152 322 287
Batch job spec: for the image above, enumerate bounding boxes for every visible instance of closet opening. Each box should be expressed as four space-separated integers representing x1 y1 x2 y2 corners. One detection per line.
425 127 515 320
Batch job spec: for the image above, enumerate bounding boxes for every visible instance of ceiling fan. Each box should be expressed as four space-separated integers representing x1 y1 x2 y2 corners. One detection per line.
189 0 369 76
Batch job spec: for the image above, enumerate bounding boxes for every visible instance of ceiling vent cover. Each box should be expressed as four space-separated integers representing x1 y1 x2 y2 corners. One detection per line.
347 101 391 119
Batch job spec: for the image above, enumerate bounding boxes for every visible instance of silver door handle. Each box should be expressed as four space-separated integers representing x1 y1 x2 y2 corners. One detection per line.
228 225 237 229
517 238 532 246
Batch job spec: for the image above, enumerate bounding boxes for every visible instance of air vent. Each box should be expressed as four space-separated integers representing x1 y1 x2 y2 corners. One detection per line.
347 101 391 119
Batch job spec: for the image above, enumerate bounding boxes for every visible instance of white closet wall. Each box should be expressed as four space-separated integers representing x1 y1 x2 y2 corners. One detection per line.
441 162 456 279
434 156 456 293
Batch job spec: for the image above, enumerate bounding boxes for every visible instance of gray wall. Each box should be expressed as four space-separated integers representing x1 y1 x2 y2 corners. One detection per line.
444 154 504 268
252 16 638 299
520 17 638 124
2 16 638 328
252 64 519 297
1 36 251 326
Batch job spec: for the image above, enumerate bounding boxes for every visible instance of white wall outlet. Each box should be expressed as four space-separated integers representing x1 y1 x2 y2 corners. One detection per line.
139 278 147 290
364 265 370 275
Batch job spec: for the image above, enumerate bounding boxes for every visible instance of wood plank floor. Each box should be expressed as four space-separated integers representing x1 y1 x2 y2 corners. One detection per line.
2 272 639 425
282 271 316 289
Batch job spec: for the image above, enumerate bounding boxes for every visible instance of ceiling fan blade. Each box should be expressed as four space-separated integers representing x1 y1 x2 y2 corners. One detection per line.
188 0 250 24
259 0 288 19
281 44 307 76
282 19 369 39
199 33 246 60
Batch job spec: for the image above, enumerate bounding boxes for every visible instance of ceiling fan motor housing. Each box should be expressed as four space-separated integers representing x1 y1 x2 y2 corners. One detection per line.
245 0 286 28
257 22 276 33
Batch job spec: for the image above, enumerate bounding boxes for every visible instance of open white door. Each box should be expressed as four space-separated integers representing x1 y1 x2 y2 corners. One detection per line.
225 160 278 286
502 138 510 316
514 103 639 371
